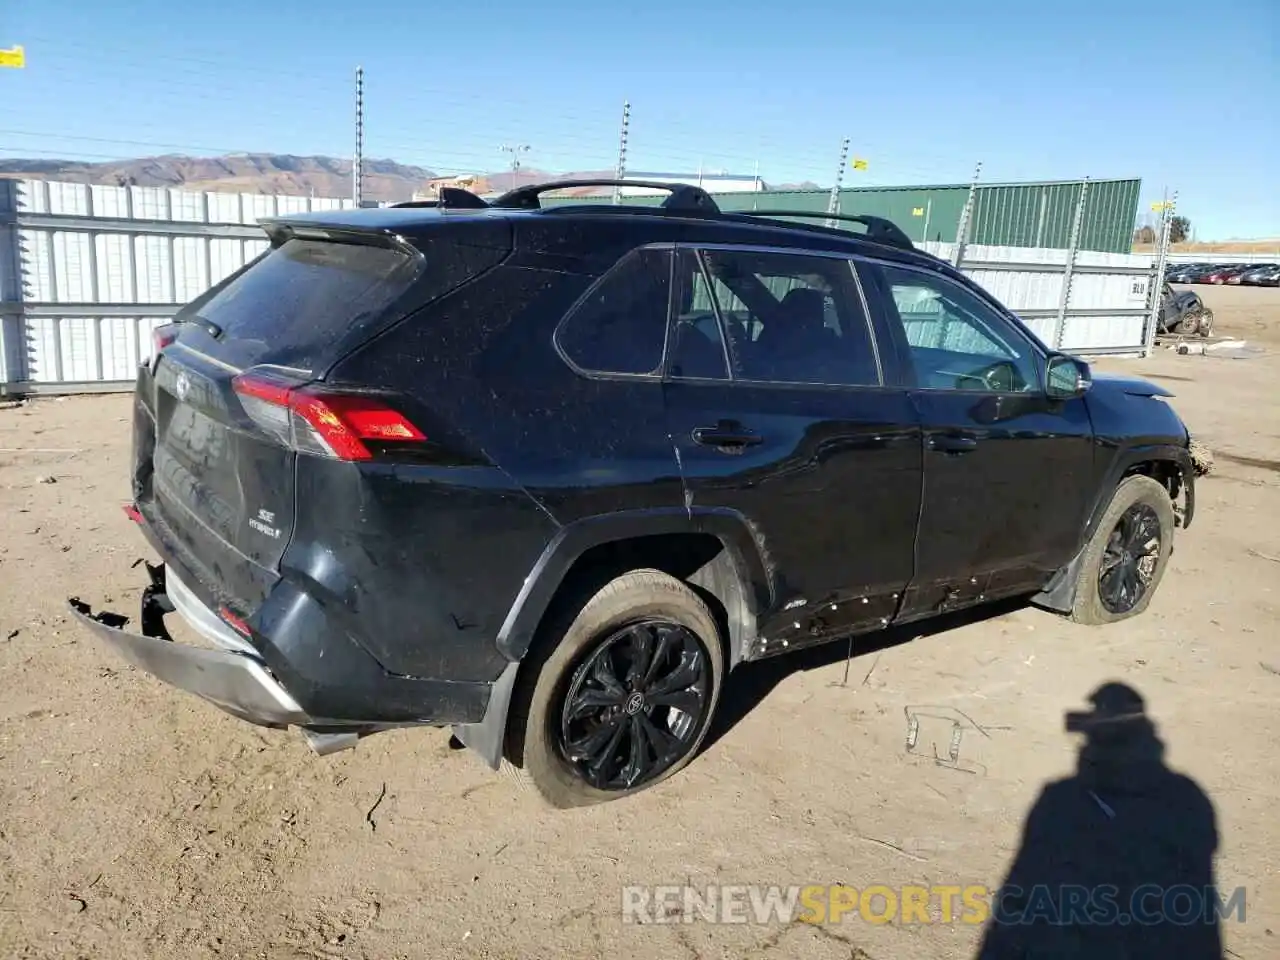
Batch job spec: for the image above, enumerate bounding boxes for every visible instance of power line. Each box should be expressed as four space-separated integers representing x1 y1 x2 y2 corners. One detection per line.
18 51 969 170
22 49 621 124
16 40 1087 184
499 143 531 192
14 56 976 181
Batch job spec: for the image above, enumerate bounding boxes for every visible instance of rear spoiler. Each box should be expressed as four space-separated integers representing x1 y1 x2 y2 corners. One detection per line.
258 220 422 257
392 180 721 214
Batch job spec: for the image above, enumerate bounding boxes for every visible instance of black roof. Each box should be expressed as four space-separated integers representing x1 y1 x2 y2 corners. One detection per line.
260 178 943 270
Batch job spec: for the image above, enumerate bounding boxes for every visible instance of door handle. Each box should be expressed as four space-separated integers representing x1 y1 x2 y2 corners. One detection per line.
692 422 763 450
929 434 978 454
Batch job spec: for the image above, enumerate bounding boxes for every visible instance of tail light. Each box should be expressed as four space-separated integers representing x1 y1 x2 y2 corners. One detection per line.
149 323 179 372
152 323 179 356
232 370 426 462
219 606 252 637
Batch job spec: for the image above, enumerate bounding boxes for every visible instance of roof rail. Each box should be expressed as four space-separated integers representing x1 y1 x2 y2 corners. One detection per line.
733 210 915 250
492 179 721 214
390 186 491 211
387 183 915 251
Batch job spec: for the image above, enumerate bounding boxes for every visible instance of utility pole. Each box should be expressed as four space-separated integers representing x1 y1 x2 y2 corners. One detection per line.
353 65 364 206
1145 188 1177 356
1053 177 1091 349
825 137 851 228
500 144 530 192
952 160 983 267
611 101 630 205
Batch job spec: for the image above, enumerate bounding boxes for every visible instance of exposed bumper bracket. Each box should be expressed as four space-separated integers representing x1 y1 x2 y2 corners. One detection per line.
68 566 309 729
70 563 472 758
139 560 175 642
300 728 362 756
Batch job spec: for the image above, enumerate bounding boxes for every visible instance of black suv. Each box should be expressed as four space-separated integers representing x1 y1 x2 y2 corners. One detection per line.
71 180 1196 808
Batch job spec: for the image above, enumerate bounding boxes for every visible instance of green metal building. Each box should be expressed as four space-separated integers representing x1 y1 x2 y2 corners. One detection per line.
544 178 1141 254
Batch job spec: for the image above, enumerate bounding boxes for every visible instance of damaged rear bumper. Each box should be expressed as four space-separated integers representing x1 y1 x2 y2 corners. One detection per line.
69 563 308 729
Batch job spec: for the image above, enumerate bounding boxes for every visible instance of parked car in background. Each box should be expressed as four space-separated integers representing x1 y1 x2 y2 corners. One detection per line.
1227 263 1277 285
1203 265 1251 285
1241 265 1280 286
1167 263 1213 285
1167 263 1203 281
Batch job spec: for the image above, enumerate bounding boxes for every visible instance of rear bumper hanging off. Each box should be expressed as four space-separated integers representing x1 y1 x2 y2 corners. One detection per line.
68 563 309 729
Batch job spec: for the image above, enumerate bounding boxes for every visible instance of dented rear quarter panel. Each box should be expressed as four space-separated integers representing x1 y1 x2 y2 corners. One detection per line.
325 256 686 680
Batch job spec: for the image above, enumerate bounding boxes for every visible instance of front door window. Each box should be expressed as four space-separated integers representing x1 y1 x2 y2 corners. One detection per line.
871 263 1040 393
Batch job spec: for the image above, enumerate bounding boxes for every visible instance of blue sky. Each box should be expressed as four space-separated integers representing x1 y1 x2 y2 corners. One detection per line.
1 0 1276 239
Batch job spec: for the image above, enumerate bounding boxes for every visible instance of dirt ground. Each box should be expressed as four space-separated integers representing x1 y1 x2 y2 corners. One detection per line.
1174 281 1280 349
2 286 1278 960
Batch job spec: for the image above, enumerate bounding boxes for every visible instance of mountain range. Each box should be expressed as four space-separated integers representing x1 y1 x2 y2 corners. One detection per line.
0 154 445 202
0 153 819 200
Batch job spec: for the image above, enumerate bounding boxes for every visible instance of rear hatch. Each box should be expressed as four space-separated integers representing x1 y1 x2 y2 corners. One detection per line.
137 219 511 610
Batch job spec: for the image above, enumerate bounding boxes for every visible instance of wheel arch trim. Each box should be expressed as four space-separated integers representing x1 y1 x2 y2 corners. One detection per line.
493 506 770 663
452 506 770 769
1033 443 1193 613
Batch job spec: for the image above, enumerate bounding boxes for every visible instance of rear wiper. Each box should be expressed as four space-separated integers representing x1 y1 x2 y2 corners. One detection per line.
175 314 224 340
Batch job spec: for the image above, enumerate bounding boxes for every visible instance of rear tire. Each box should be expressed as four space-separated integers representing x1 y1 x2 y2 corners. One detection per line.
506 569 724 809
1069 476 1176 625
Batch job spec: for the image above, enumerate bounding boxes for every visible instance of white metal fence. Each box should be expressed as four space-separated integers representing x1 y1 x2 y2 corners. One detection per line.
0 178 365 391
0 177 1161 394
922 242 1155 354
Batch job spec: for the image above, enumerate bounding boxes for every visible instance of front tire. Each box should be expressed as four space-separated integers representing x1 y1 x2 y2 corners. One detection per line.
508 569 724 808
1069 476 1176 625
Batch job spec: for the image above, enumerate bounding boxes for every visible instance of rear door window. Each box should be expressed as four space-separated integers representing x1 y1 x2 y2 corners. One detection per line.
695 248 882 387
667 249 730 380
181 238 421 372
555 247 672 376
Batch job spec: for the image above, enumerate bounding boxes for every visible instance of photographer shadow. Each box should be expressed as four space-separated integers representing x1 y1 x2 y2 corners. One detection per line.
977 682 1224 960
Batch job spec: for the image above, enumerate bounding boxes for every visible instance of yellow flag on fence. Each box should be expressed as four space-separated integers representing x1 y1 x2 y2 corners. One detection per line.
851 157 868 171
0 45 25 69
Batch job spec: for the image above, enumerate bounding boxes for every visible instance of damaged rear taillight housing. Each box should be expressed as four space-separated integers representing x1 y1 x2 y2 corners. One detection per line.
150 323 179 369
152 324 179 354
232 369 426 462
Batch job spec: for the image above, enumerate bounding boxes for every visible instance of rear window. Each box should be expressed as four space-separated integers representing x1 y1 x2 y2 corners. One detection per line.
184 238 420 371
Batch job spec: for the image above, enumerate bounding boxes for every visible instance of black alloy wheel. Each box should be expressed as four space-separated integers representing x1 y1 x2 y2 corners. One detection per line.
1098 503 1162 615
556 619 712 791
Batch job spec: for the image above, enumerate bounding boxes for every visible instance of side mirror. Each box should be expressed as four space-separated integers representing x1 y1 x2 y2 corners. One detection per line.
1045 354 1091 400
